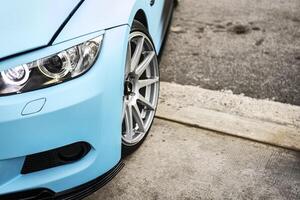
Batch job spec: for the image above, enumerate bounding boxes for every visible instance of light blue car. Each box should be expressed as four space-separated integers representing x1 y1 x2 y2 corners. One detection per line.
0 0 175 199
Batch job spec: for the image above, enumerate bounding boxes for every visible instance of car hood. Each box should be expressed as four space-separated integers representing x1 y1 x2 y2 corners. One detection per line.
0 0 83 60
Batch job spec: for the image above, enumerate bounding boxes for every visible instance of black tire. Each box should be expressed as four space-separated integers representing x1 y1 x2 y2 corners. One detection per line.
121 20 160 158
174 0 179 7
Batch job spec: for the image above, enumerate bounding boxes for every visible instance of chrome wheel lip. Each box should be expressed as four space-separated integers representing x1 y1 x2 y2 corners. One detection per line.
122 31 159 146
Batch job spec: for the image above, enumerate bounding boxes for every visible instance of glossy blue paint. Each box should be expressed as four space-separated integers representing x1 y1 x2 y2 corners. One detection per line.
0 0 170 196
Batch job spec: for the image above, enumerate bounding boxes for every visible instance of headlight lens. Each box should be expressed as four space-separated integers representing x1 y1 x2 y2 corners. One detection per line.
0 35 103 96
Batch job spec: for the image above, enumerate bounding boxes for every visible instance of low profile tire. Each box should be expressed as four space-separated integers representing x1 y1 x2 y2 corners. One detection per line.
121 20 160 157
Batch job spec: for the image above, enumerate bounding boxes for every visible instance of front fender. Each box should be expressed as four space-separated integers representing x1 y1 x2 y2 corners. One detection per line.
53 0 147 44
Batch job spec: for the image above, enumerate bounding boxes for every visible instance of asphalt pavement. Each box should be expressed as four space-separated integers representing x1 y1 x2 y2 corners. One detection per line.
86 119 300 200
160 0 300 106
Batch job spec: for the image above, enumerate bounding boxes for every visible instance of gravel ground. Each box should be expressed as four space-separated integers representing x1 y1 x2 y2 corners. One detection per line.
160 0 300 105
86 119 300 200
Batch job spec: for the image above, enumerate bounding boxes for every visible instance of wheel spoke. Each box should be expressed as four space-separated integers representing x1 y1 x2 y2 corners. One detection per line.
122 99 126 119
135 51 155 77
125 42 132 77
138 77 159 89
131 36 144 72
138 95 155 111
132 103 145 133
124 104 134 140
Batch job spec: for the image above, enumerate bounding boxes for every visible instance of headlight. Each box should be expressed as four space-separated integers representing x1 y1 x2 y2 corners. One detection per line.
0 35 103 96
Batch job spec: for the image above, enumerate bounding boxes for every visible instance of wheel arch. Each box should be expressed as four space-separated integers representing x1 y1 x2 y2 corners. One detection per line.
133 9 148 30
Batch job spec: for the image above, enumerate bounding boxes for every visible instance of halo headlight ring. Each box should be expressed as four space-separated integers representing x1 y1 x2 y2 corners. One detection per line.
37 51 71 79
1 64 30 86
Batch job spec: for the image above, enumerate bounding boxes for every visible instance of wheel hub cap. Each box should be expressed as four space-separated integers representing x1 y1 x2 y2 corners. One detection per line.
124 80 134 96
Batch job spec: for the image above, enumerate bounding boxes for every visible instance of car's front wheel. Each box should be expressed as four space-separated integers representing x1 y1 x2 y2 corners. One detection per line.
121 20 160 157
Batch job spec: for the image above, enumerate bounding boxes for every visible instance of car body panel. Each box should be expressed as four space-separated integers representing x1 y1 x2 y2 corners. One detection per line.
0 0 82 60
0 25 129 194
0 0 173 63
55 0 174 53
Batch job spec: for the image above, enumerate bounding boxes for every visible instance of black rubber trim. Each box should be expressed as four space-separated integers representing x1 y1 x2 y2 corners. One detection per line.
0 188 55 200
0 0 85 62
0 161 124 200
55 161 124 200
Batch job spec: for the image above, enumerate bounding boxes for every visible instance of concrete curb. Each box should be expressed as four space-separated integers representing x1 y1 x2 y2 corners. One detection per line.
156 82 300 151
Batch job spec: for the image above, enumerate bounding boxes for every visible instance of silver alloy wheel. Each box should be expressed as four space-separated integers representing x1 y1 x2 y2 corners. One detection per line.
122 31 159 146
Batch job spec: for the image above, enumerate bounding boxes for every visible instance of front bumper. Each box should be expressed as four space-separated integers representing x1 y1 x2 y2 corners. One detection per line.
0 161 124 200
0 25 130 195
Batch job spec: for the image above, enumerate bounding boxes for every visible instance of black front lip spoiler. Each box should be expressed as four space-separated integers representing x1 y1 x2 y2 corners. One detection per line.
0 161 125 200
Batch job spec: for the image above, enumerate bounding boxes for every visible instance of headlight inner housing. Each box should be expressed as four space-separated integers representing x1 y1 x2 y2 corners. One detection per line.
0 35 103 96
